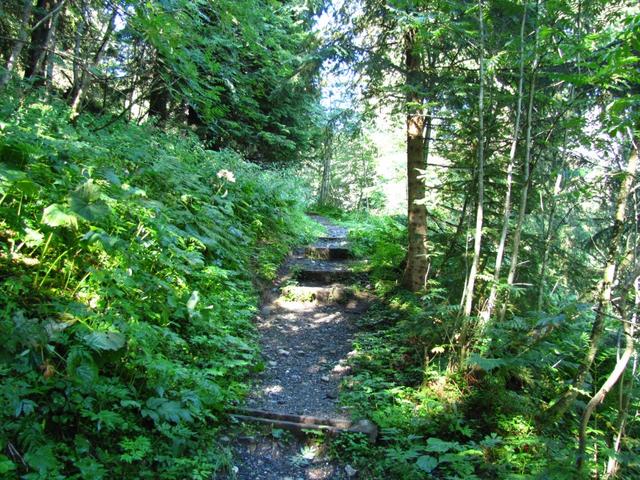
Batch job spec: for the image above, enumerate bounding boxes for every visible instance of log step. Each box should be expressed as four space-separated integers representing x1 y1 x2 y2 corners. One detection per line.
230 408 378 442
305 246 351 260
291 259 357 283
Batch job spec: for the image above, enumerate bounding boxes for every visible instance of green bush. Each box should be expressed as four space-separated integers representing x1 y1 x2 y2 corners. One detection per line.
0 96 315 478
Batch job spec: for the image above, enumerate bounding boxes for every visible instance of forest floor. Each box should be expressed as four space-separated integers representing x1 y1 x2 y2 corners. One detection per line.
222 216 373 480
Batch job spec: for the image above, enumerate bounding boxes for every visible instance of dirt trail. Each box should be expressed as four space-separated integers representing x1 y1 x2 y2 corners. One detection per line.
225 215 370 480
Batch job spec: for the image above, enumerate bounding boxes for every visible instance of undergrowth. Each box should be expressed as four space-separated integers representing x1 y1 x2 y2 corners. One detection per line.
0 94 316 478
327 212 607 479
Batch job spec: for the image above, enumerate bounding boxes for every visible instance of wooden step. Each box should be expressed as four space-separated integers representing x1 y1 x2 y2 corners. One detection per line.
230 408 378 442
291 259 357 283
305 238 351 260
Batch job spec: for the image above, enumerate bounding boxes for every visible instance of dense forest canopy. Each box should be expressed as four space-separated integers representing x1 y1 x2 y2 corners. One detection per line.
0 0 639 478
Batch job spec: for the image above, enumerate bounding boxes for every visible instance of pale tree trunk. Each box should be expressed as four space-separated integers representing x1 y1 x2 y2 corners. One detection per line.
604 349 637 478
461 0 486 316
577 274 638 470
318 120 333 205
536 167 563 311
71 0 87 97
0 0 33 88
402 27 429 292
499 30 539 321
44 8 61 90
479 0 528 323
546 135 638 422
70 8 118 116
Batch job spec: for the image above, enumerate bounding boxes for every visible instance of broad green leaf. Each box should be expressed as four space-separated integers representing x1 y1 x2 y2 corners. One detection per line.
416 455 438 473
83 331 126 351
467 354 505 372
42 204 78 229
67 348 99 383
23 228 44 248
70 180 111 222
25 445 58 475
426 437 459 453
0 454 16 474
75 457 106 479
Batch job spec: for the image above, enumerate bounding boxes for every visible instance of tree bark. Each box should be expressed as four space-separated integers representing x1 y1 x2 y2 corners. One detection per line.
462 0 486 316
479 0 528 323
25 0 65 86
536 169 563 311
0 0 33 88
577 274 638 469
70 7 117 116
546 135 638 422
402 27 429 292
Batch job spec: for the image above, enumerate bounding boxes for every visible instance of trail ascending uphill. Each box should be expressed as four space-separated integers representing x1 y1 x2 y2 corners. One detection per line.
228 215 373 480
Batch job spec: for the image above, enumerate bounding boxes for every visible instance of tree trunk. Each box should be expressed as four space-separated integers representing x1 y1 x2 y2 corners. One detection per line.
148 60 170 123
25 0 54 83
70 7 117 116
25 0 65 86
546 135 638 422
402 28 429 292
462 0 486 317
479 0 528 323
499 57 538 321
69 0 87 101
0 0 33 88
604 351 637 478
319 124 333 205
536 169 563 310
577 273 638 469
44 8 61 91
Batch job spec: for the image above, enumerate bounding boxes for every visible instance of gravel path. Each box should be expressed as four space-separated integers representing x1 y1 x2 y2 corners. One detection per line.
223 215 368 480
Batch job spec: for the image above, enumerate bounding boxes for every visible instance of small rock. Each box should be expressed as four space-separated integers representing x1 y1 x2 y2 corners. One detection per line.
219 435 230 443
278 349 290 356
321 375 330 382
326 391 337 399
268 360 278 367
345 464 357 477
297 350 306 355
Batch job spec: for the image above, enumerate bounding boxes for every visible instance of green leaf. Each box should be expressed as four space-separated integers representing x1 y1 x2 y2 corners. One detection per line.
75 457 106 479
67 347 99 383
416 455 438 473
70 180 111 222
42 204 78 229
25 445 58 475
14 399 37 417
83 331 126 351
425 437 459 453
0 455 16 474
467 354 505 372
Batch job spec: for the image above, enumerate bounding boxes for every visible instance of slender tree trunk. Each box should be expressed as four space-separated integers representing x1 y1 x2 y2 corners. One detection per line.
499 38 538 321
462 0 486 316
536 169 563 310
70 8 117 116
69 0 87 100
479 0 528 323
0 0 33 88
318 121 333 205
148 59 170 123
402 28 429 292
44 8 61 91
577 274 638 469
604 351 637 478
546 136 638 422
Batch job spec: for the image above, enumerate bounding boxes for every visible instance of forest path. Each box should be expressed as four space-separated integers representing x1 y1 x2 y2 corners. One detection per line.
224 215 372 480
